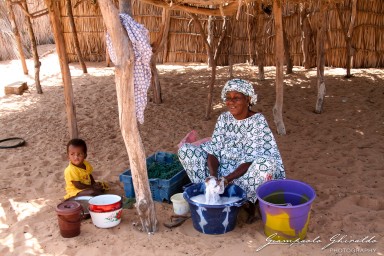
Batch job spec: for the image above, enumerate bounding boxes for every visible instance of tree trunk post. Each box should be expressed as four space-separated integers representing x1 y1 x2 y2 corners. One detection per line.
315 4 327 114
99 0 157 233
207 15 214 67
45 0 78 138
150 8 170 104
192 14 227 120
105 28 111 67
6 0 28 75
272 0 286 135
346 0 357 77
256 1 266 81
336 0 357 78
283 19 293 74
66 0 87 73
22 1 42 94
299 3 312 69
227 17 235 79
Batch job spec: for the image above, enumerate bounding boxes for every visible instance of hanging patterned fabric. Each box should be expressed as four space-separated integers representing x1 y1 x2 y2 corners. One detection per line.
106 13 153 124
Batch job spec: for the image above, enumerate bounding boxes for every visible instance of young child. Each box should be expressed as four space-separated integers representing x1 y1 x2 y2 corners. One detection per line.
63 138 105 200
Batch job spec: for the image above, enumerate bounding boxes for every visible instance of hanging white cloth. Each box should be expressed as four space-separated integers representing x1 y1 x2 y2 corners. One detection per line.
106 13 153 124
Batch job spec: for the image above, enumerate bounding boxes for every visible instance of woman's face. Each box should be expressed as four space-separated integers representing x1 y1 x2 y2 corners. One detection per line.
225 91 250 120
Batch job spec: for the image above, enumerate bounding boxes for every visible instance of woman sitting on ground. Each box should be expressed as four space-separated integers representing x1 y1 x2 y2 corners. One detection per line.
178 78 286 223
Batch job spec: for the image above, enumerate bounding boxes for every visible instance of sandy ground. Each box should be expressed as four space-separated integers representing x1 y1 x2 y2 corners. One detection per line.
0 45 383 256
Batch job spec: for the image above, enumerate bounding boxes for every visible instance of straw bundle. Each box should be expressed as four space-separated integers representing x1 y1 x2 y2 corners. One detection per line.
0 0 52 61
55 0 383 67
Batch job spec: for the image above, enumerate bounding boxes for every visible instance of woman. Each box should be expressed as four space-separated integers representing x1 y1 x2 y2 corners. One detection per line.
178 78 286 222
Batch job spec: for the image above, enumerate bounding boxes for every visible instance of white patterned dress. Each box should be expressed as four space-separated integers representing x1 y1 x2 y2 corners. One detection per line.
178 112 286 203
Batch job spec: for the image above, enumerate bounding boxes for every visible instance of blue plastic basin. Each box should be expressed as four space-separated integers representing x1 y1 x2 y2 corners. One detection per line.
183 183 246 235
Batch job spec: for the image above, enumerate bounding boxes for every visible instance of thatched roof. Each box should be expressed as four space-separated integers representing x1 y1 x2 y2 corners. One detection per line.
0 0 53 61
58 0 384 68
1 0 383 68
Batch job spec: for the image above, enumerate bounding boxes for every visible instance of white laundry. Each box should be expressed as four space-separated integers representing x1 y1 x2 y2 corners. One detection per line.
190 194 241 205
204 176 225 204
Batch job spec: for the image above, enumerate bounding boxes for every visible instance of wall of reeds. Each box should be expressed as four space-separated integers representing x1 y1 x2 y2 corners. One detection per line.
0 0 53 61
59 0 384 68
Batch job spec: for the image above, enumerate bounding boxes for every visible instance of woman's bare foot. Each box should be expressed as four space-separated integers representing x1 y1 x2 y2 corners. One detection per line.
243 201 259 224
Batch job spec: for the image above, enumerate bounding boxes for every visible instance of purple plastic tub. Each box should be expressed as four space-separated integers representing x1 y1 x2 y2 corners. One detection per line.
256 179 316 241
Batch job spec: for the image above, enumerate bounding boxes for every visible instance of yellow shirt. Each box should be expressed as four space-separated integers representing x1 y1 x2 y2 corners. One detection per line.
64 160 93 199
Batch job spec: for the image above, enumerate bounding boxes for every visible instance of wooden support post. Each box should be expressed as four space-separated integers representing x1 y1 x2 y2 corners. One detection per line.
191 14 216 120
191 14 227 120
272 0 286 135
150 8 170 104
66 0 87 73
22 1 42 94
256 1 266 81
45 0 78 138
105 28 111 67
99 0 157 233
299 3 312 69
228 17 235 79
283 18 293 74
336 0 357 78
207 14 214 67
6 0 28 75
315 4 327 114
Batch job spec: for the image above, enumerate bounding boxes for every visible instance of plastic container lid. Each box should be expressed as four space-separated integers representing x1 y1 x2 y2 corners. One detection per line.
56 201 83 215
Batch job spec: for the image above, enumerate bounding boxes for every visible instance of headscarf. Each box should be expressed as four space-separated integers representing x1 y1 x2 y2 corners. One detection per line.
221 78 258 105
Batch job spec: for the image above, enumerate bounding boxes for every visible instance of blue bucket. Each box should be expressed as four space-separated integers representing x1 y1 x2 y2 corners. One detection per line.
183 183 247 235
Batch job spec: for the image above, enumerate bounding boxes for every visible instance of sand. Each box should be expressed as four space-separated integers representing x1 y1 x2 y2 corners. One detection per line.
0 45 383 255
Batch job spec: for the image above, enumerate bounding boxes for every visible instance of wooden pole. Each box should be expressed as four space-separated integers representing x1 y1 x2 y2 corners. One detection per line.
191 14 215 120
105 28 111 67
336 0 357 78
66 0 87 73
299 3 312 69
207 14 214 67
272 0 286 135
228 17 235 79
150 8 170 104
283 18 293 74
256 1 266 80
45 0 78 138
6 0 28 75
315 3 327 114
22 1 42 94
99 0 157 233
191 14 226 121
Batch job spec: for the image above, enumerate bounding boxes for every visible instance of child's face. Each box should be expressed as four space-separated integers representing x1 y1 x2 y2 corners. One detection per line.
67 145 86 167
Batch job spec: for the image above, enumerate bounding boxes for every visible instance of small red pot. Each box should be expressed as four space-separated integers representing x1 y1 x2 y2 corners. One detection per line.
88 194 122 213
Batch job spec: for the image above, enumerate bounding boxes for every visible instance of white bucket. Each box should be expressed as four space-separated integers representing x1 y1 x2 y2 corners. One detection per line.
89 208 122 228
170 193 189 215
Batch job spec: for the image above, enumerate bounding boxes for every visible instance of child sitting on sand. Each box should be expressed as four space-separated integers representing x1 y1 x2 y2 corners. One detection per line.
63 138 107 200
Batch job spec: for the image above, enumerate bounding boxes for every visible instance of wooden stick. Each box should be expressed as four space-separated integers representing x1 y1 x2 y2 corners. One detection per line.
256 0 266 80
44 0 78 138
190 13 215 120
6 0 28 75
66 0 88 73
150 8 170 104
99 0 158 233
140 0 239 17
22 1 42 93
315 3 327 114
272 0 286 135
